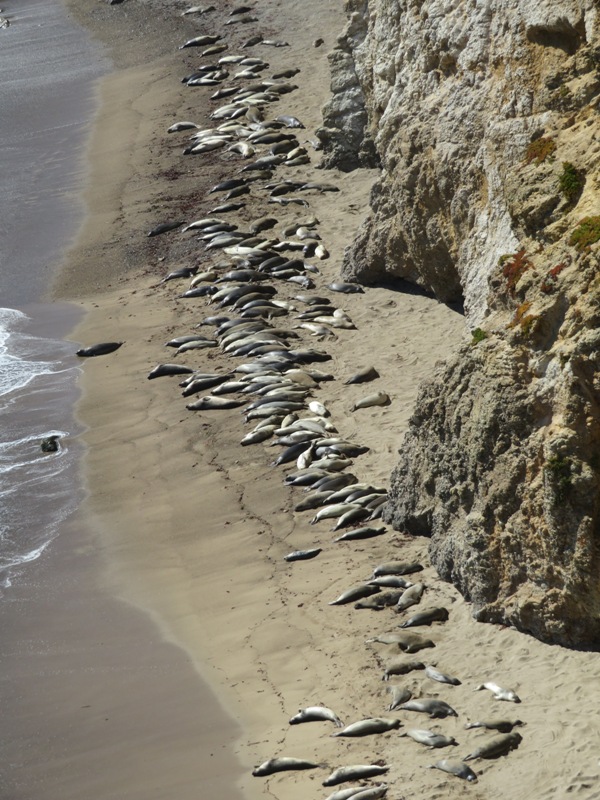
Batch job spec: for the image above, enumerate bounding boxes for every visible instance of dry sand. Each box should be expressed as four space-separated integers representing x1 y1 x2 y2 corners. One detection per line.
46 0 600 798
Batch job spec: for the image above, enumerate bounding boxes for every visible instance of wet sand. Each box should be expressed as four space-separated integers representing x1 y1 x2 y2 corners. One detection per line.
40 0 600 798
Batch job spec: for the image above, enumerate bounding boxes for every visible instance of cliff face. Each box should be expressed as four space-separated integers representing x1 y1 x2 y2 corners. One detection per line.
322 0 600 646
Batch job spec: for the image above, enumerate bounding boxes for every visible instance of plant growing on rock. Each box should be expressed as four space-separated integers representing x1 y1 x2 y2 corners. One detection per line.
569 216 600 252
545 456 573 505
471 328 488 345
525 137 556 165
558 162 584 205
501 249 533 296
541 263 567 294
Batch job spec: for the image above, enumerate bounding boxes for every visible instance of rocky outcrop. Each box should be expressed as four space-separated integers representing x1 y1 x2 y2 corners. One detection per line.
323 0 598 320
325 0 600 646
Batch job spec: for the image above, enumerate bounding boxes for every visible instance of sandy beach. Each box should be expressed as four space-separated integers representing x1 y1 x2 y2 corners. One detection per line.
36 0 600 798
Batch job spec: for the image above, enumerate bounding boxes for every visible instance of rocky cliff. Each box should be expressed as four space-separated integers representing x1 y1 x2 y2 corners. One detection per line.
321 0 600 647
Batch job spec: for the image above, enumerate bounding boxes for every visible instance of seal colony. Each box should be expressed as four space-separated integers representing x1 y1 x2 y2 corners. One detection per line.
62 0 600 798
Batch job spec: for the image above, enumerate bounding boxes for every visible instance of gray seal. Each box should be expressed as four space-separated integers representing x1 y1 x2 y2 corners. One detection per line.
323 765 389 786
332 718 401 737
427 759 477 782
76 342 123 358
464 732 522 761
252 757 322 776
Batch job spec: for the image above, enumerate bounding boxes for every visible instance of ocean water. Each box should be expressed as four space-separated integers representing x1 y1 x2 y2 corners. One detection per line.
0 0 107 592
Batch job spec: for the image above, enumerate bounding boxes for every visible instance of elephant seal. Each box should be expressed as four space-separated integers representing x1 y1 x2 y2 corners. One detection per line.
148 220 184 236
399 699 458 719
252 757 322 776
395 582 425 611
344 366 379 385
465 719 524 733
283 548 322 562
425 665 461 686
464 732 522 761
475 682 521 703
386 685 412 710
147 364 195 379
332 718 401 737
402 729 457 748
186 396 245 411
329 585 380 606
382 660 425 681
399 607 449 628
351 392 391 412
76 342 123 357
427 759 477 782
323 764 389 786
335 526 386 542
289 706 343 727
40 435 60 453
327 282 363 294
372 561 423 578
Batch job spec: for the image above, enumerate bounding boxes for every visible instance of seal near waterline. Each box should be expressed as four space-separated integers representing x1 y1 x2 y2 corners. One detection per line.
427 760 478 782
40 435 60 453
148 220 184 237
76 342 123 358
252 757 323 777
289 706 343 727
332 718 401 738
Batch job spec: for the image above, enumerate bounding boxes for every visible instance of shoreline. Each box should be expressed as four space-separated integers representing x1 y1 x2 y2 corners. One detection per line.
47 1 600 799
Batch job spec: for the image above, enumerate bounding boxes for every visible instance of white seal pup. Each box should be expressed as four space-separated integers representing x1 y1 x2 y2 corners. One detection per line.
475 682 521 703
289 706 343 727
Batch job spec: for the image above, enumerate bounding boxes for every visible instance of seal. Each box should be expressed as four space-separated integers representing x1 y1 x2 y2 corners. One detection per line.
475 682 521 703
326 783 387 800
351 392 391 411
401 729 457 748
398 699 458 719
186 396 245 411
395 582 425 612
425 665 461 686
289 706 343 727
427 759 477 782
323 765 389 786
148 220 184 236
252 757 322 777
344 366 380 385
386 685 412 710
382 659 426 680
329 585 380 606
335 526 386 542
464 732 522 761
367 632 435 654
332 718 401 737
40 435 60 453
76 342 123 358
372 561 424 578
147 364 195 380
464 719 524 733
399 606 449 628
283 548 322 562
